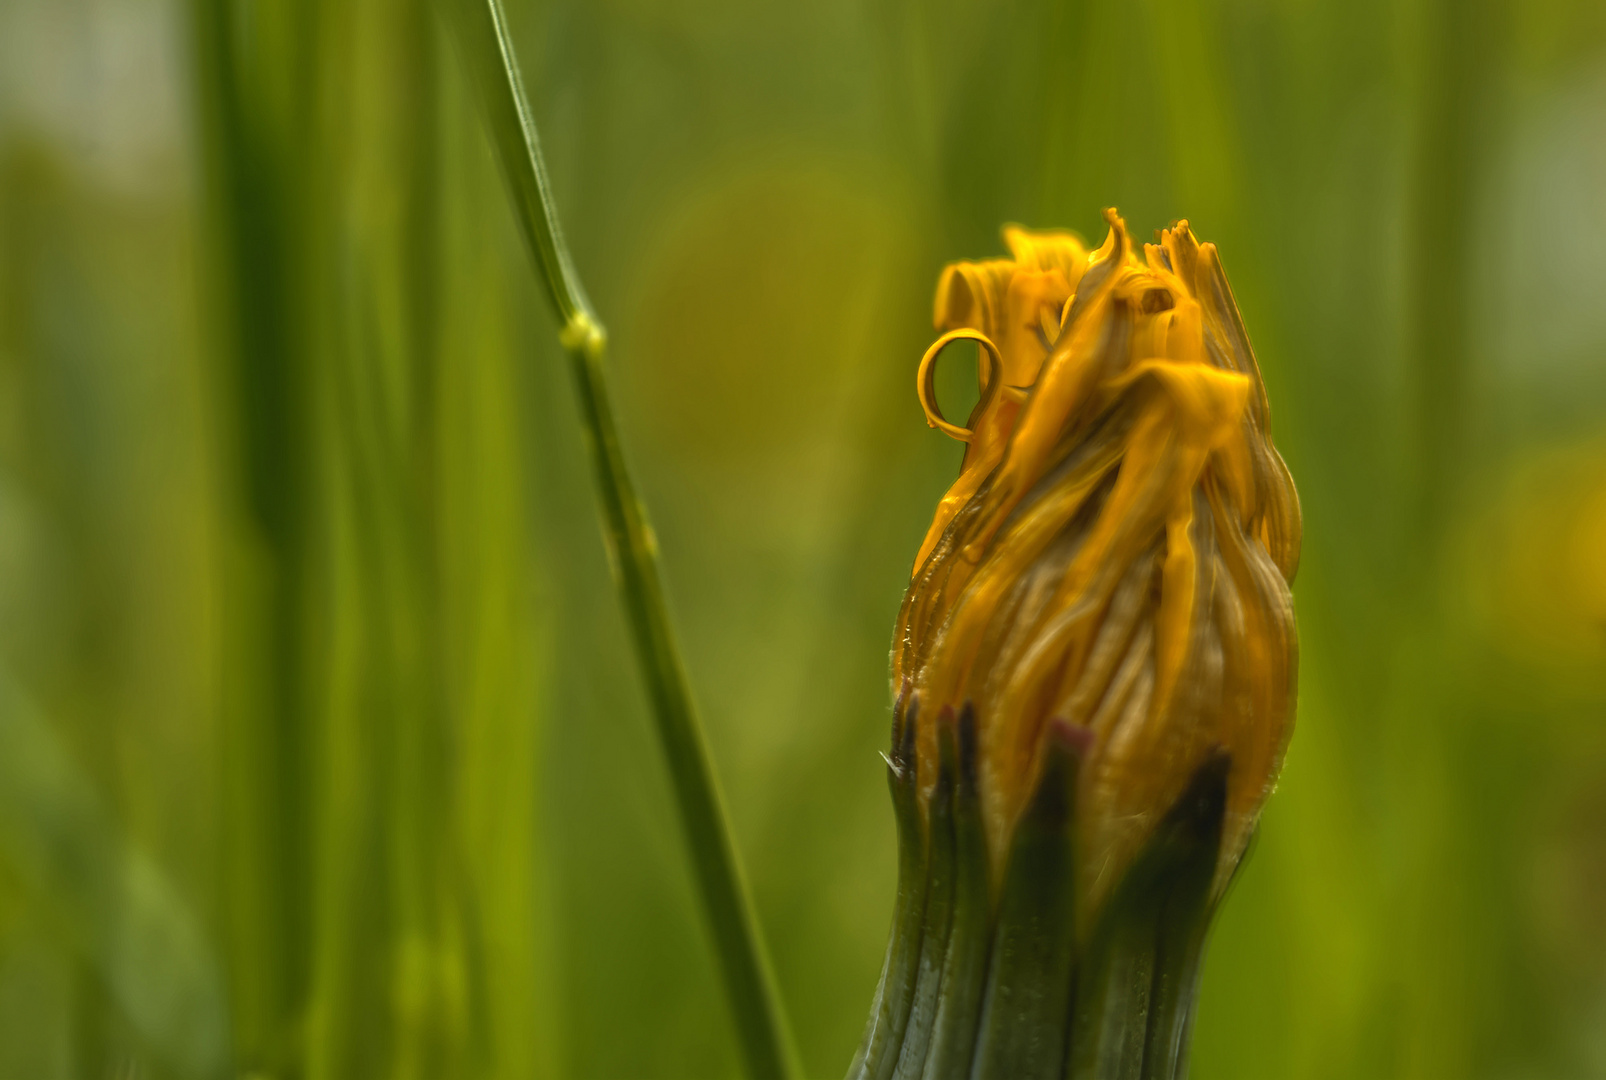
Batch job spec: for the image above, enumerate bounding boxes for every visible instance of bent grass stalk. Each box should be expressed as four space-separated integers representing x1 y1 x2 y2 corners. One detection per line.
440 2 802 1077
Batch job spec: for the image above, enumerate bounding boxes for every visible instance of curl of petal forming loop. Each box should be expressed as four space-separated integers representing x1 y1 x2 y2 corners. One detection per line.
851 210 1301 1080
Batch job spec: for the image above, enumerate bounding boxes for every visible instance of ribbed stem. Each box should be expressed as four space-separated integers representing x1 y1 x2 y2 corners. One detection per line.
850 714 1232 1080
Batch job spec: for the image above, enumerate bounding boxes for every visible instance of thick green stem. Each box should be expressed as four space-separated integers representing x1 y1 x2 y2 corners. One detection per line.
439 2 799 1077
852 715 1231 1080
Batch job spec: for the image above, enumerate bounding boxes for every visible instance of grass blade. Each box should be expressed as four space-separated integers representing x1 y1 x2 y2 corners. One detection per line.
438 2 801 1077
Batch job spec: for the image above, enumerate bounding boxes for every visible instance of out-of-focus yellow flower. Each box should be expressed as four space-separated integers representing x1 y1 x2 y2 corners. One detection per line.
895 210 1300 921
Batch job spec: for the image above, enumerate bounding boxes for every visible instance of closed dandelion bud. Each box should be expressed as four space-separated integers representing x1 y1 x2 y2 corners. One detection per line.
851 211 1301 1080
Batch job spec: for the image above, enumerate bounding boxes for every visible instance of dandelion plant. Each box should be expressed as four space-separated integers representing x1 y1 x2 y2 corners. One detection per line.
851 212 1300 1080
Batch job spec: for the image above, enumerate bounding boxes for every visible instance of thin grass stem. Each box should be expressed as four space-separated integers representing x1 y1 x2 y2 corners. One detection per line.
439 3 801 1077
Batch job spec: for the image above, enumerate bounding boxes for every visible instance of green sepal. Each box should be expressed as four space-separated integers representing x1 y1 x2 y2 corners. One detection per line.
849 697 930 1080
918 705 988 1080
892 706 962 1080
968 720 1085 1080
1067 752 1228 1080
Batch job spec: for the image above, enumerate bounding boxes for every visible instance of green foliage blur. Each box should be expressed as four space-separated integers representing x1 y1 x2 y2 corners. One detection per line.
1 0 1605 1077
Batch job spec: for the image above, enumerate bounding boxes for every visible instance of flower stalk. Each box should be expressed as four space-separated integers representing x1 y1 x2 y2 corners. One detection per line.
439 2 800 1077
853 212 1300 1080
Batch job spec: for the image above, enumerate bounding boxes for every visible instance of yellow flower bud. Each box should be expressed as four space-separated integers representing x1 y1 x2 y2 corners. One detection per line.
851 211 1300 1080
897 209 1300 921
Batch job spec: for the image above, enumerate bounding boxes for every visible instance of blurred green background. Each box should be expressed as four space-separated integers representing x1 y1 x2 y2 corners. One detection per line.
1 0 1605 1077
